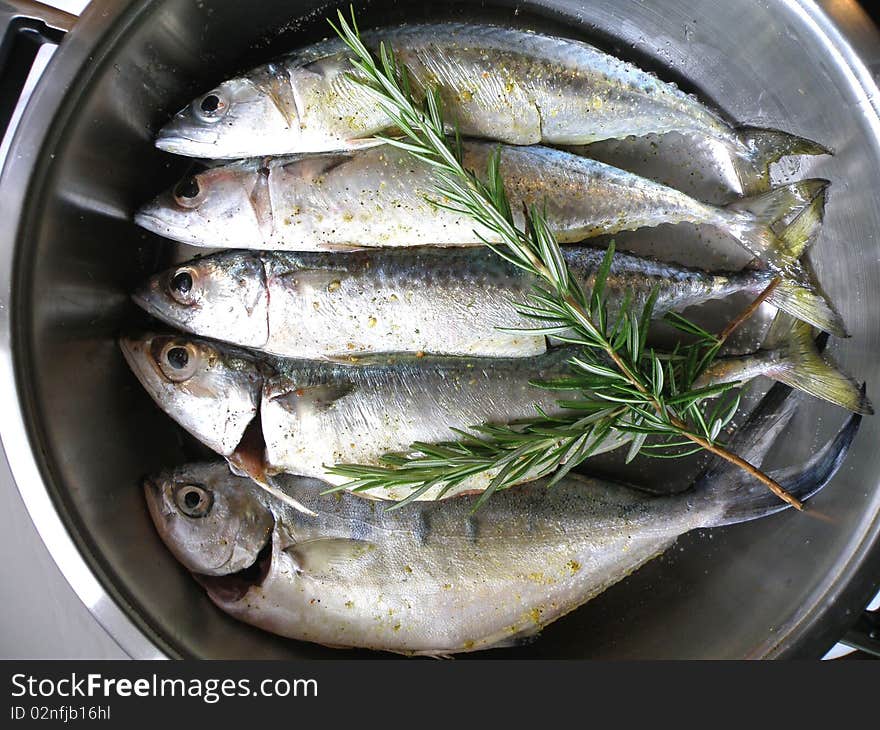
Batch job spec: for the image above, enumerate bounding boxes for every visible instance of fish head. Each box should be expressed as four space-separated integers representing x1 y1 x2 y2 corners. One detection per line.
133 253 270 349
156 75 299 159
120 332 262 457
144 462 274 576
135 164 269 248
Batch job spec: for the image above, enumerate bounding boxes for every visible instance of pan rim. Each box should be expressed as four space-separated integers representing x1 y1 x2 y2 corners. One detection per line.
1 0 879 660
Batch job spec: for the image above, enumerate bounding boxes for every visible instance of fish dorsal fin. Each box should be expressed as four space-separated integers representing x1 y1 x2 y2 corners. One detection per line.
266 382 356 413
286 538 376 577
315 242 370 252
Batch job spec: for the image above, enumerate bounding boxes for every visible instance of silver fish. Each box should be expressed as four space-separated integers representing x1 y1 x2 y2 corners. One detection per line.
156 23 827 194
119 334 630 500
132 195 845 361
120 312 865 508
135 142 824 274
143 384 861 655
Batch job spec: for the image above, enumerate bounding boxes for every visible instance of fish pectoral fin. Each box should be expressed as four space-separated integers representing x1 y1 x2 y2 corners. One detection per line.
281 153 353 180
273 268 350 293
248 168 274 239
265 382 356 413
251 63 301 128
285 538 376 577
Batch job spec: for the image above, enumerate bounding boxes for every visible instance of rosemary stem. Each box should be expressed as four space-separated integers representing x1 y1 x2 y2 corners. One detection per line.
718 276 781 346
700 274 800 508
684 430 803 509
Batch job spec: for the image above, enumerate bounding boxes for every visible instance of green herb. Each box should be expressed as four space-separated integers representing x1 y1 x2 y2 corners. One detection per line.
323 9 800 510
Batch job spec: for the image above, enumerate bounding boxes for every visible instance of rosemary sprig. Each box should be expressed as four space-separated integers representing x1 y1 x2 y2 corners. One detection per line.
324 9 801 510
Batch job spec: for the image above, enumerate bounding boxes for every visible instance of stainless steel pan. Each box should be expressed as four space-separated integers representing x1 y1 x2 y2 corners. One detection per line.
1 0 879 658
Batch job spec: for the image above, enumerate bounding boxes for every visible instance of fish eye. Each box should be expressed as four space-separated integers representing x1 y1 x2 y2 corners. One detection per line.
193 90 228 123
201 95 220 113
172 271 192 294
168 347 188 369
173 484 213 518
158 341 200 382
173 176 204 209
168 266 199 305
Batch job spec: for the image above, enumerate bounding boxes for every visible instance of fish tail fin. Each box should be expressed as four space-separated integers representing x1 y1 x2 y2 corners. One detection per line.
726 178 828 230
766 279 848 338
764 314 872 414
696 383 863 526
772 185 828 260
724 179 828 271
758 190 848 336
731 126 831 195
695 313 870 414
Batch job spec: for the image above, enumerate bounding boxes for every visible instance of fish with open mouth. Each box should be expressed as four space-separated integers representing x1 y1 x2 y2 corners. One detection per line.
119 334 616 501
143 382 862 655
132 193 844 361
120 318 868 502
136 142 825 276
155 23 827 195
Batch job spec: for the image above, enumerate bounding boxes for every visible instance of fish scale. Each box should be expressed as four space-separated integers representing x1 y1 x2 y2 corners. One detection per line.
261 347 580 499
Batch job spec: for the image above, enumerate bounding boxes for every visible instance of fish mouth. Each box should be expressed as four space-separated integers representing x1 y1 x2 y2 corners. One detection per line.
155 126 221 155
142 477 166 525
193 534 273 604
133 209 172 235
119 335 156 387
119 334 167 389
131 290 186 332
119 333 178 402
134 210 204 247
142 475 178 534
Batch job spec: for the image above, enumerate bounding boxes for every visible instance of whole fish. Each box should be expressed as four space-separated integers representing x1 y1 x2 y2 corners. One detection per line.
143 384 861 655
119 334 632 500
120 318 866 505
132 194 844 361
135 142 824 274
156 23 827 194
